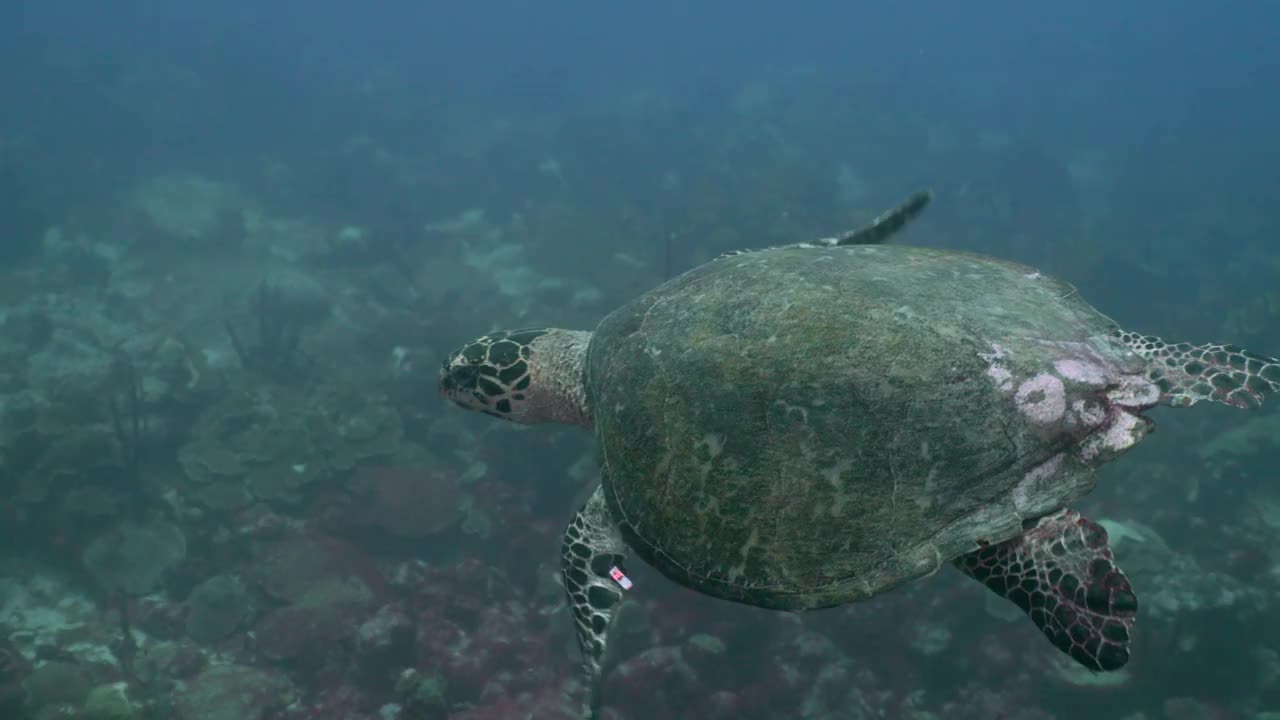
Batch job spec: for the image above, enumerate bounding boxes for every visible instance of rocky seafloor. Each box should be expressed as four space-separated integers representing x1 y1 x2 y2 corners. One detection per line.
2 170 1280 720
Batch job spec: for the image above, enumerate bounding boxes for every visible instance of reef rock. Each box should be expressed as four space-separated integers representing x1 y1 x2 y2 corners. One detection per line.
253 534 383 607
342 465 462 539
82 519 186 595
184 574 254 644
174 664 295 720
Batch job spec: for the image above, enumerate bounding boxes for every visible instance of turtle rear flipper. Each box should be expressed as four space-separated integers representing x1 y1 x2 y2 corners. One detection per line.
562 485 631 719
954 510 1137 672
1116 330 1280 408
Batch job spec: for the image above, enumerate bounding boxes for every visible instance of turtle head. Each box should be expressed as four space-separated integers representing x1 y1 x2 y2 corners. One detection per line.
439 327 592 427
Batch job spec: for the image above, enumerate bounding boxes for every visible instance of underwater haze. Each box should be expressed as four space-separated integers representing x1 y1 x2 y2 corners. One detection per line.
1 2 1279 719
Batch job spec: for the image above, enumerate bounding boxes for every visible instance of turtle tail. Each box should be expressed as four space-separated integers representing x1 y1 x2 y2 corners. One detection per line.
1115 329 1280 408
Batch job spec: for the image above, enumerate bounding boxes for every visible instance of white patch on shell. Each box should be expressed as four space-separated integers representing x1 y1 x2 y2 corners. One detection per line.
1012 453 1065 516
1072 399 1107 427
698 433 726 457
695 433 726 485
1053 358 1108 386
1107 374 1162 408
1014 373 1067 425
1082 410 1145 461
979 342 1014 392
821 458 854 515
772 399 809 423
914 464 941 510
726 526 760 584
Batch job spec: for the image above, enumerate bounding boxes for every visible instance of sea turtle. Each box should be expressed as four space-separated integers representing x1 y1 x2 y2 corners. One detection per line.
438 190 1280 717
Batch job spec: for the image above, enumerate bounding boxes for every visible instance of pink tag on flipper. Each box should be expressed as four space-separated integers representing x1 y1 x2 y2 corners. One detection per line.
609 566 633 590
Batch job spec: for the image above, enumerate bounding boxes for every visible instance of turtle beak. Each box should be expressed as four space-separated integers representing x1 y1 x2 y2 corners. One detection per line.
437 361 458 399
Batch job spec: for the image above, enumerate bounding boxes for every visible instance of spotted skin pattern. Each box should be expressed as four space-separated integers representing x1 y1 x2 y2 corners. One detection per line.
955 510 1136 672
561 486 628 719
438 328 546 419
1116 330 1280 409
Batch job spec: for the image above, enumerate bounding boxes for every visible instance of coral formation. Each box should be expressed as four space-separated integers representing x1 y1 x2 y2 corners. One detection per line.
177 382 401 507
173 664 295 720
338 465 463 539
183 575 253 644
81 520 186 596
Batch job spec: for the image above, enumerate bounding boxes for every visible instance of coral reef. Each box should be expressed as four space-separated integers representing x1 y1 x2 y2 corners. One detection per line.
173 664 295 720
224 271 331 382
332 465 463 539
183 575 253 644
177 381 401 507
82 520 187 596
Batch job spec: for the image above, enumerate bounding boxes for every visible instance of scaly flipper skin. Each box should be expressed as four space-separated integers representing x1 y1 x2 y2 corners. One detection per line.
1116 330 1280 408
954 510 1137 672
562 485 630 719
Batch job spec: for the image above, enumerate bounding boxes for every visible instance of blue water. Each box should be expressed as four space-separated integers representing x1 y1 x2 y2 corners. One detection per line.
1 3 1278 719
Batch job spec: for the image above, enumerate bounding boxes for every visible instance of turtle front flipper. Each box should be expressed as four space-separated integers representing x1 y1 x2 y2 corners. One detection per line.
832 188 933 246
562 484 631 719
954 509 1137 672
715 188 932 261
1115 330 1280 408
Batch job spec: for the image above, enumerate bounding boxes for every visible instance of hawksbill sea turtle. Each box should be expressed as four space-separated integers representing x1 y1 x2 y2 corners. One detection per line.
438 190 1280 718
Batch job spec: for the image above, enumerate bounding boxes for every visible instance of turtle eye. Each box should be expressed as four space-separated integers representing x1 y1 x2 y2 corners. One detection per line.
451 363 480 389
